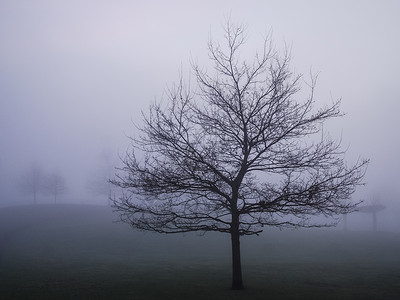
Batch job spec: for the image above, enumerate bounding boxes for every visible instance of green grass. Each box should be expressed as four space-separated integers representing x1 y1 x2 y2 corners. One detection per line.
1 204 400 299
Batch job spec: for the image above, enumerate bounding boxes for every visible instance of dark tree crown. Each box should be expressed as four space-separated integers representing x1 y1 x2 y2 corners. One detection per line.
111 23 368 236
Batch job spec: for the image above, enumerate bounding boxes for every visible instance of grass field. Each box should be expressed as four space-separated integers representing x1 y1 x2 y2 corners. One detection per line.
1 204 399 299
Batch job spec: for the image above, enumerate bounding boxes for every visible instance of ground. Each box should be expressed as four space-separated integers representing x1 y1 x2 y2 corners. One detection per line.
1 204 399 299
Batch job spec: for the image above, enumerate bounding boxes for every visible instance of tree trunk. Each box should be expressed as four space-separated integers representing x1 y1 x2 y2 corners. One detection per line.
230 218 244 290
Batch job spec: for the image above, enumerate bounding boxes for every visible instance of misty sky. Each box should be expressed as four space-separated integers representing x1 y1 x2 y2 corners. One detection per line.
1 0 399 210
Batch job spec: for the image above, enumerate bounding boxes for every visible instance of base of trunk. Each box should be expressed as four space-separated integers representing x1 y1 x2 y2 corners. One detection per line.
231 226 244 290
231 282 245 290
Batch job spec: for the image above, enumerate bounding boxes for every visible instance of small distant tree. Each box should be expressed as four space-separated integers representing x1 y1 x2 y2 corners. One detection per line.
44 172 68 204
111 22 368 290
19 163 45 204
87 171 114 203
87 149 117 204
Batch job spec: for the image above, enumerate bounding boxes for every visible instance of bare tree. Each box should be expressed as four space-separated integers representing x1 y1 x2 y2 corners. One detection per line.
111 23 368 290
87 149 117 204
19 163 45 204
44 172 68 204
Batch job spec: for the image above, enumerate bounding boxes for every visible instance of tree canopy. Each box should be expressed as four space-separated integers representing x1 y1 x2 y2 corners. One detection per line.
111 22 368 289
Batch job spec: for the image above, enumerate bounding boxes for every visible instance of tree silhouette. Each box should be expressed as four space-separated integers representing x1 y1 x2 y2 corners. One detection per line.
111 23 368 290
44 172 68 204
19 163 45 204
87 149 117 205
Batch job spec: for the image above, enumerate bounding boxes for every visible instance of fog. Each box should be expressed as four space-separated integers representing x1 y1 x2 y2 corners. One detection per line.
1 204 400 298
1 1 400 230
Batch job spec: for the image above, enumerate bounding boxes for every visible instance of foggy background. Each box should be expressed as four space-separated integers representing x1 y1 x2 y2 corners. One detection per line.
1 0 399 230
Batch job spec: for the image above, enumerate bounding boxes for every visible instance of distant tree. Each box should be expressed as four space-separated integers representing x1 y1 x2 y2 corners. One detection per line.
87 149 116 204
19 163 45 204
44 172 68 204
87 171 114 203
111 22 368 290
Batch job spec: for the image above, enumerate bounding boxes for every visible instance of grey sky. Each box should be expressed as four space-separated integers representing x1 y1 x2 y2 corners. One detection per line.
0 0 399 209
